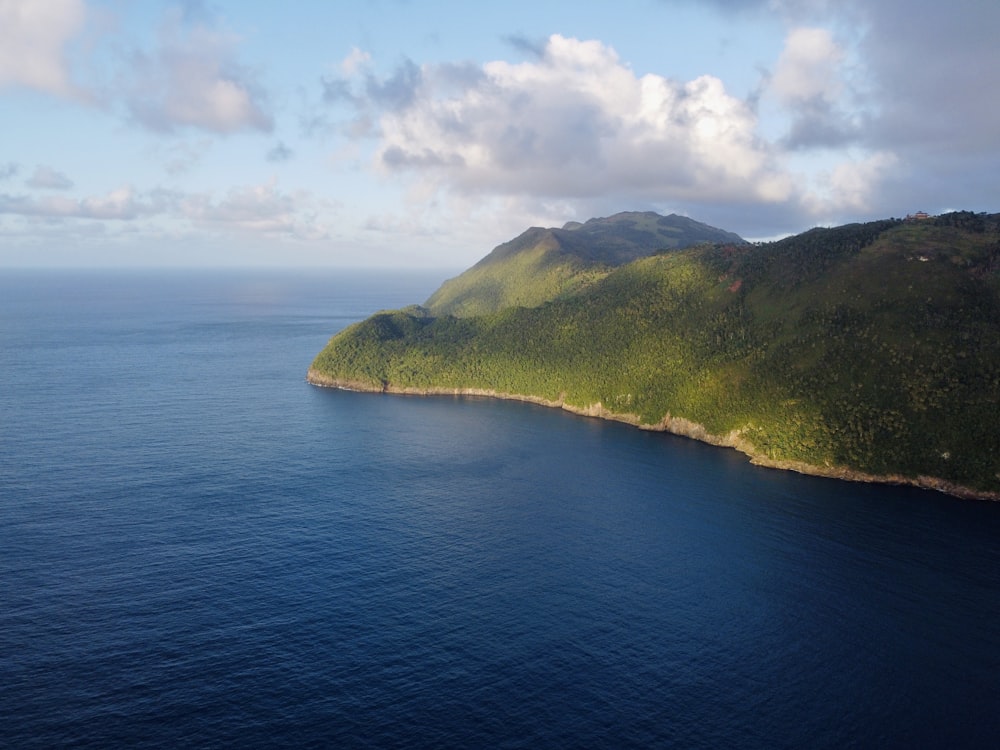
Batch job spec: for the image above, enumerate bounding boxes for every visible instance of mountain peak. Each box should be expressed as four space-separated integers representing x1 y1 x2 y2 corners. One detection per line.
425 211 745 317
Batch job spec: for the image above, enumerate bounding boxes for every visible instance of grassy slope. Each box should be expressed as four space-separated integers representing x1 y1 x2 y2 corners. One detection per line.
425 212 745 317
423 235 608 318
310 214 1000 497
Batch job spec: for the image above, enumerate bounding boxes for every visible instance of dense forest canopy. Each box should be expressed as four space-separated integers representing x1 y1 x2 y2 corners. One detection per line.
310 212 1000 499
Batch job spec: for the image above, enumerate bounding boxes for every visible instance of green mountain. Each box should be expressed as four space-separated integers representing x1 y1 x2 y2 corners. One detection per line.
424 211 746 317
309 211 1000 500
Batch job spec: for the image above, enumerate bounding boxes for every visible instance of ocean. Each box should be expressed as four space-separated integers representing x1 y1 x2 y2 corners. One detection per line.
2 269 999 748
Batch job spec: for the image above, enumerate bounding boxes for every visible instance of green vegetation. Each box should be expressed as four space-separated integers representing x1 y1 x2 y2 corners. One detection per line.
425 211 746 317
310 212 1000 498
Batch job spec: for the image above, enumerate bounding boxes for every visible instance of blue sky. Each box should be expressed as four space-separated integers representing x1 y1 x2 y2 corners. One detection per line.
2 0 998 269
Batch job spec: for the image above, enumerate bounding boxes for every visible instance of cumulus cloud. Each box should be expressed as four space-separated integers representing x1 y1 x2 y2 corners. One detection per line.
323 54 425 113
350 2 999 235
0 162 18 181
799 151 898 219
769 27 860 149
0 0 87 98
723 0 1000 158
123 8 272 134
343 35 793 210
826 152 898 212
366 58 422 112
762 0 1000 218
772 28 843 104
0 2 273 135
26 165 74 190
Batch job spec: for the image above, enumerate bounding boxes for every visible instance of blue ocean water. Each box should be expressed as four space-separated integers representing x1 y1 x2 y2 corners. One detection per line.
2 269 999 749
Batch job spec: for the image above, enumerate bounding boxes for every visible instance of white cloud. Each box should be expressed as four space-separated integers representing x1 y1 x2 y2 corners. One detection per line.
771 27 843 104
26 165 74 190
764 26 865 150
0 0 86 98
123 9 272 134
0 3 273 135
827 151 897 211
802 150 898 217
366 34 793 208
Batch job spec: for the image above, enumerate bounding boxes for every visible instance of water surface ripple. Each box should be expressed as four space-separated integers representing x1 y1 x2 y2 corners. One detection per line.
2 270 998 748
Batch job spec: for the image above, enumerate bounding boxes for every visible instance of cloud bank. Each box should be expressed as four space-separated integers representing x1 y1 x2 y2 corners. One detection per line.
0 181 330 243
329 33 881 233
378 36 791 205
0 1 272 135
322 0 1000 238
3 0 999 266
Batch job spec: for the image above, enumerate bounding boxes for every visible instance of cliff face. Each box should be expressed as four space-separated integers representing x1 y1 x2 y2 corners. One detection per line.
310 212 1000 500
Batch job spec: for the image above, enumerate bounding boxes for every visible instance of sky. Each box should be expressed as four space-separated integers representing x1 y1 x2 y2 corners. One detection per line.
2 0 999 269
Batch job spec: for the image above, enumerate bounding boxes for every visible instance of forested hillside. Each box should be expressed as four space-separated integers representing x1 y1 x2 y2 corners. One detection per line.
425 211 745 317
310 212 1000 498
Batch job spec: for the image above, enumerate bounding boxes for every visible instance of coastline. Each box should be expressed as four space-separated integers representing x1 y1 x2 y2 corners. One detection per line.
306 368 1000 502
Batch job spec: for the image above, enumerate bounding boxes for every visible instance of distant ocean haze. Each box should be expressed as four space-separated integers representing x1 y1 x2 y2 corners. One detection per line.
2 269 999 748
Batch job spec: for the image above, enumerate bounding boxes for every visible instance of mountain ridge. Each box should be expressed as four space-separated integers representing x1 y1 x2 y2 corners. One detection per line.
425 211 745 317
309 210 1000 500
